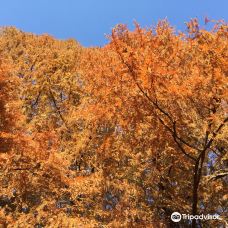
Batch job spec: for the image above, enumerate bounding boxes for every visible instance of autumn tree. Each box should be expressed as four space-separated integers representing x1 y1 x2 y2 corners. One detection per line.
108 20 228 227
0 27 103 227
82 20 227 227
0 20 227 228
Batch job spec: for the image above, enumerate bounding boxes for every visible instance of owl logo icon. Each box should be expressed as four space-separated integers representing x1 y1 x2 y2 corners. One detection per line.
171 212 181 222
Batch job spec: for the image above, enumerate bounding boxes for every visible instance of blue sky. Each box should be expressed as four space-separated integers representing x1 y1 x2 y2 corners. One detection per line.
0 0 227 46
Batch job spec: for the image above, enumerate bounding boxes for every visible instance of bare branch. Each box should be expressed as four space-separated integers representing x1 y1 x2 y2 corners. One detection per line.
205 169 228 182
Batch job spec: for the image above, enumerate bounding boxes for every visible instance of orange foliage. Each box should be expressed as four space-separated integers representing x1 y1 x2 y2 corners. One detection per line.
0 20 227 227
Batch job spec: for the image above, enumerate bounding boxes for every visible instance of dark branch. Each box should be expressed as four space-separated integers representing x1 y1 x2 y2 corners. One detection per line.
113 43 200 156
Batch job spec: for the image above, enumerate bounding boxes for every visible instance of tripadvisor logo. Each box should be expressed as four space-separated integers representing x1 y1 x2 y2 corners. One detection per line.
171 212 182 222
171 212 220 222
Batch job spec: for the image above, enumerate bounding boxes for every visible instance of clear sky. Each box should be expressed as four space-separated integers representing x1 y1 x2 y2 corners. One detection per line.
0 0 227 47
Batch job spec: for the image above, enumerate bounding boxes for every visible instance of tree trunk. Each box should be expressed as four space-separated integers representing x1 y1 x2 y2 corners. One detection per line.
192 160 200 228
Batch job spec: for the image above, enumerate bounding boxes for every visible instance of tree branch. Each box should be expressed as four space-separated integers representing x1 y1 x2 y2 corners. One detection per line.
49 88 69 129
114 44 199 156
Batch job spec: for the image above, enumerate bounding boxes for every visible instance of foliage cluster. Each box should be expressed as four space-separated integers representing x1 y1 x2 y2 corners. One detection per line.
0 20 227 227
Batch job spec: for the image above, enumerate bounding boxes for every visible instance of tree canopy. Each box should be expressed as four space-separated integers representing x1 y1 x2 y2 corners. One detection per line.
0 20 227 227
